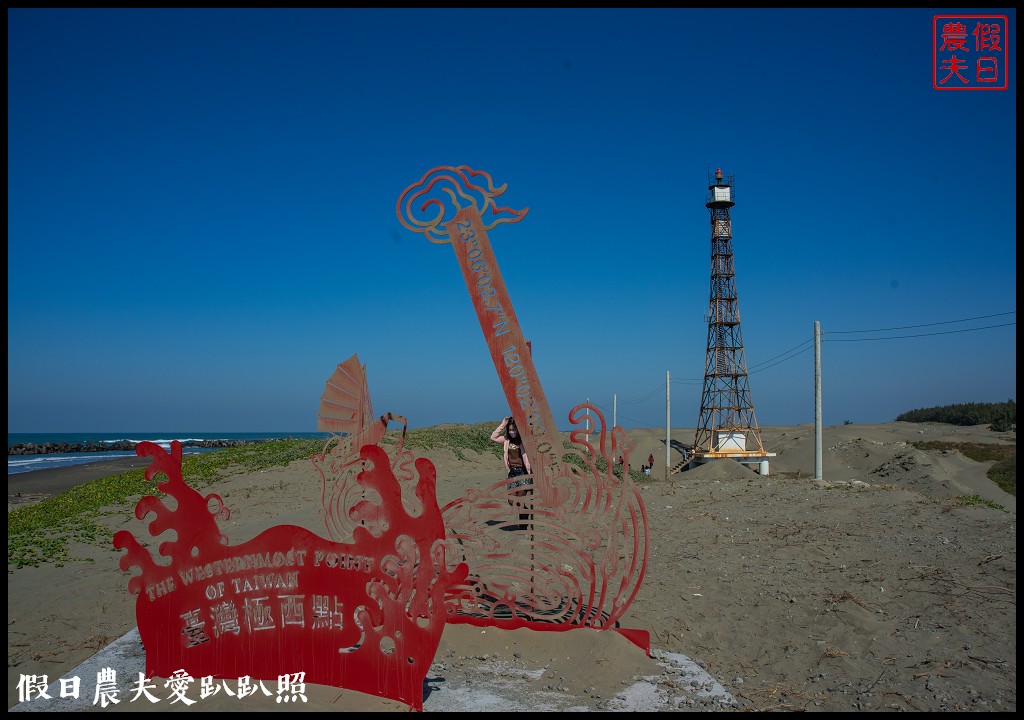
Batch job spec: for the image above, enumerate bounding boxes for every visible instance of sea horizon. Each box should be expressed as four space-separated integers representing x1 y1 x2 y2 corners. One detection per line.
8 431 329 476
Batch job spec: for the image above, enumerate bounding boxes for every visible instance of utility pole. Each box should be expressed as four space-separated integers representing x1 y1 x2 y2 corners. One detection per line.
613 394 617 429
814 321 822 481
665 370 670 481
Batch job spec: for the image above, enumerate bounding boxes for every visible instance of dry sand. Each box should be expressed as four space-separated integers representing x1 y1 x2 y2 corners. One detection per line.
7 422 1016 711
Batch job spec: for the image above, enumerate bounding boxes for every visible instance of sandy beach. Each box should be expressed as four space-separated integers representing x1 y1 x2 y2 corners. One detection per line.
8 458 144 512
7 421 1016 712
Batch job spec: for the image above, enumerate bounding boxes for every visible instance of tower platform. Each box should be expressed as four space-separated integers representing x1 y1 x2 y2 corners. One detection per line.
687 450 778 476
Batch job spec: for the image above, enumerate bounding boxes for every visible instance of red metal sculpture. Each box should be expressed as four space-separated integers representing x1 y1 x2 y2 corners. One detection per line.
313 354 414 542
113 168 650 712
114 439 464 711
397 166 650 644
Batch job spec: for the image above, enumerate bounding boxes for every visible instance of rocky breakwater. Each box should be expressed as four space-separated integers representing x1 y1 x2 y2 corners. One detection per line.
8 439 271 456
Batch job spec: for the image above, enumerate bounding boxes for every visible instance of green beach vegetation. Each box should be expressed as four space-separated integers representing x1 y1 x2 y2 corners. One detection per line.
393 422 503 461
954 494 1006 510
7 438 326 569
896 399 1016 432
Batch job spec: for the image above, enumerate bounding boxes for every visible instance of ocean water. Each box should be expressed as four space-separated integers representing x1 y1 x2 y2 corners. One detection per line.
7 432 329 475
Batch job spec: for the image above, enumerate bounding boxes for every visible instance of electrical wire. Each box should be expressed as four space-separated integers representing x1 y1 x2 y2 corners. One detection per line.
827 311 1015 334
595 311 1014 411
747 339 813 371
826 322 1015 342
617 383 667 404
749 345 813 373
589 402 663 429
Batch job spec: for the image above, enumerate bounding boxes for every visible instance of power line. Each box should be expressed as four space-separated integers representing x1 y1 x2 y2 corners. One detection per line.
825 322 1015 342
620 414 663 428
617 383 666 404
597 311 1014 414
747 339 813 371
827 311 1015 334
590 402 662 429
749 345 813 373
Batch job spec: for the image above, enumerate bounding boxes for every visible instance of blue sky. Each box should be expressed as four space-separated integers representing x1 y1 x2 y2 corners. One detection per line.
8 8 1017 433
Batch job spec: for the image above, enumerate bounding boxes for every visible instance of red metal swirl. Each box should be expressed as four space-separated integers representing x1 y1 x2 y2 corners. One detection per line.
441 403 648 633
396 165 528 244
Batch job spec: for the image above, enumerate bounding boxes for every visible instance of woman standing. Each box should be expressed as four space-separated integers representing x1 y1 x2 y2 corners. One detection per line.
491 416 531 493
491 416 532 529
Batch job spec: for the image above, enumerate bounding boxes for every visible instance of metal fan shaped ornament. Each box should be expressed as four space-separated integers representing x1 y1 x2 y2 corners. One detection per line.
317 354 377 438
313 355 415 543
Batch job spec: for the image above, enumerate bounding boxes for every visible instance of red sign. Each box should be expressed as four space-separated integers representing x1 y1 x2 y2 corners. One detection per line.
115 440 463 711
934 15 1009 90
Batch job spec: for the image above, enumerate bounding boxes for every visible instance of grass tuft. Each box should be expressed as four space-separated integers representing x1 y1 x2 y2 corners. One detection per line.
954 495 1006 511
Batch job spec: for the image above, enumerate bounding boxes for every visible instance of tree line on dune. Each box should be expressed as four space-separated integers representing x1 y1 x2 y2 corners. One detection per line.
896 400 1016 432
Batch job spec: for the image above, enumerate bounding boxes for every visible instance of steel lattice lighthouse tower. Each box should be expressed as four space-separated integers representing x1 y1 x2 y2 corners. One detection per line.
691 169 775 474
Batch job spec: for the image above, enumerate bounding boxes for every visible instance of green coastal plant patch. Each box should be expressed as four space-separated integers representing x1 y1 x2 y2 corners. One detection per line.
7 438 323 569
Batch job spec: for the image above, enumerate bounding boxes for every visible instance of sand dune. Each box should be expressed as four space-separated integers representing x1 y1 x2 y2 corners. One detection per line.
7 422 1016 711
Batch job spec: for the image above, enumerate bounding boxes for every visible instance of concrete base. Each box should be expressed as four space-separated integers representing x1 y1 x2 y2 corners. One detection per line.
686 454 776 476
8 628 738 712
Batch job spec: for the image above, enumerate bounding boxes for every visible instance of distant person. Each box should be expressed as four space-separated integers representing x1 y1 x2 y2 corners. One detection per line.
643 464 651 477
648 453 654 469
491 417 532 529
